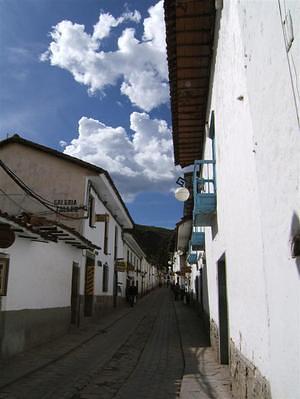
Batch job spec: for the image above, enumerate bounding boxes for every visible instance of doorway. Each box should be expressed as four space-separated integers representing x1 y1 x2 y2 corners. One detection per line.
217 255 229 364
84 255 95 317
70 262 80 325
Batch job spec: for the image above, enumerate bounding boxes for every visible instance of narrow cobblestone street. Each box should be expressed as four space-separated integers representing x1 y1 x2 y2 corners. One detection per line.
0 289 232 399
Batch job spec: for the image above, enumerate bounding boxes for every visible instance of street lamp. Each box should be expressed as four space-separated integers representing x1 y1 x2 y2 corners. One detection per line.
175 187 190 202
174 176 190 202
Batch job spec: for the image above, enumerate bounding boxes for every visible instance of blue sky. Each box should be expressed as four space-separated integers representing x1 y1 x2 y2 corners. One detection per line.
0 0 183 229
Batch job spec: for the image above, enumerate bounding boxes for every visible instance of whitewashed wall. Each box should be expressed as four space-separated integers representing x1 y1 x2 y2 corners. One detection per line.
83 183 123 297
1 238 82 311
123 234 146 295
204 1 300 398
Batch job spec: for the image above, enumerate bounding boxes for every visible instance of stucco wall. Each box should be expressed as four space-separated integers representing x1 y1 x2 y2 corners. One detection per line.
83 184 124 299
0 142 97 232
123 241 141 292
204 1 300 398
1 238 82 311
0 236 82 357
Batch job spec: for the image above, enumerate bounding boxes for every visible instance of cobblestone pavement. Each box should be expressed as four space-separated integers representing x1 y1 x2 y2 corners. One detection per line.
0 289 232 399
0 289 183 399
80 289 183 399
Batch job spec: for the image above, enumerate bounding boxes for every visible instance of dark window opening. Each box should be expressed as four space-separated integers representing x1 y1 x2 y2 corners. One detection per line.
104 218 109 255
102 263 109 292
114 226 118 260
0 257 9 296
89 195 95 227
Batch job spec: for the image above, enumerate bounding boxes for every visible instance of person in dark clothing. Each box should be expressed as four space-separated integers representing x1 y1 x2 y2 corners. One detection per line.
174 282 180 301
128 283 135 307
133 283 138 303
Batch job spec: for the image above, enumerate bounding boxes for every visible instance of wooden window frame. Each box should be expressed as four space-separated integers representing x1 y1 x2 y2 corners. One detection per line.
0 257 9 296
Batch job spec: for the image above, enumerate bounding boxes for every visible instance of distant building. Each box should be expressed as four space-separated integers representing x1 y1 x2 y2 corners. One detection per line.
165 1 300 398
122 231 157 298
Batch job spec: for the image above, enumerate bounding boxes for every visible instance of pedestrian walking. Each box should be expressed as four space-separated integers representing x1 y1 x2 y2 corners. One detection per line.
128 283 135 307
133 283 138 304
174 282 180 301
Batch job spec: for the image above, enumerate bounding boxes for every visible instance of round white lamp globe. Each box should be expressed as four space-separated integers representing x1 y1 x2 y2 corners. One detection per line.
175 187 190 202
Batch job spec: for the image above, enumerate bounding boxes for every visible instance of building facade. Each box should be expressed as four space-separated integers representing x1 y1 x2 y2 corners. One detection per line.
0 135 134 325
123 231 157 298
0 212 98 358
165 1 300 398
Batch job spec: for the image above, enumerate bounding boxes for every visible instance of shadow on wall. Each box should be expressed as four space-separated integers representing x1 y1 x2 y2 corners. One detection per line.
201 263 211 337
176 299 232 399
290 212 300 274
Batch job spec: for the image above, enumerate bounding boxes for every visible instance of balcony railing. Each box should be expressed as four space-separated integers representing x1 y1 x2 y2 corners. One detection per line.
191 231 205 250
193 156 216 227
187 253 198 265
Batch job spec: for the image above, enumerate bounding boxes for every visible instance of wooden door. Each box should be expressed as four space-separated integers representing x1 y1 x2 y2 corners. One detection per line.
70 263 80 324
217 256 229 364
84 256 95 316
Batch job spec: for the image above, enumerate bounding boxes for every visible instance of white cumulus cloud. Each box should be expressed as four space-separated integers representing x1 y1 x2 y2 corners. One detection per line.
63 113 180 202
59 140 67 148
41 1 169 112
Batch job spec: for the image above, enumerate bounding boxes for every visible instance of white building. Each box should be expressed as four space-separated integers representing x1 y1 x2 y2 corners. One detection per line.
0 135 134 322
0 212 98 358
165 1 300 398
122 231 158 297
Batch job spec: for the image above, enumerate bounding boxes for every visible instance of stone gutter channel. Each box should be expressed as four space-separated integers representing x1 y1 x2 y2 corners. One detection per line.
173 300 233 399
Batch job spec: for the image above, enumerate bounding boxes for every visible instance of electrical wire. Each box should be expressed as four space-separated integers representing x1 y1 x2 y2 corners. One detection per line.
0 188 31 213
0 161 56 206
0 189 60 217
0 160 88 220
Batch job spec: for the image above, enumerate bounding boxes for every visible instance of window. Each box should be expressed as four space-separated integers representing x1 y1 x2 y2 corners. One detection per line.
104 218 109 255
114 226 118 260
0 257 9 296
89 195 95 227
102 263 109 292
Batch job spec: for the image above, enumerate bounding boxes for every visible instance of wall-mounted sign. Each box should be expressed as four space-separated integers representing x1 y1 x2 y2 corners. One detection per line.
96 214 109 223
127 262 135 272
54 199 87 213
115 260 126 272
0 227 15 249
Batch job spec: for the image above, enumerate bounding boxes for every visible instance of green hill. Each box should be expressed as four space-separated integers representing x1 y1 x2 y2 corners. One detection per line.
132 224 175 269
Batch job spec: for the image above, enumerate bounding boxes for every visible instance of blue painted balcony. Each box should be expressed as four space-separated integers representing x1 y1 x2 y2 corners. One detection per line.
187 253 198 265
191 231 205 251
193 159 217 227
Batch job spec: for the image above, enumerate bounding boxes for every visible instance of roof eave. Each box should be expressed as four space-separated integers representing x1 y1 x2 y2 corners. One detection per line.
164 0 216 167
